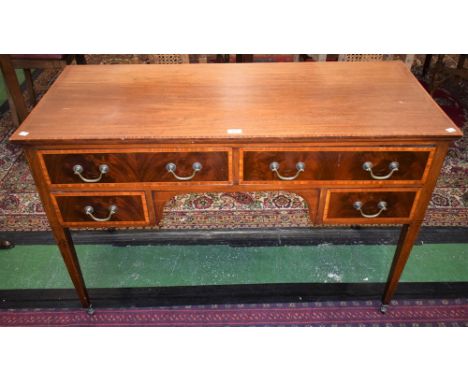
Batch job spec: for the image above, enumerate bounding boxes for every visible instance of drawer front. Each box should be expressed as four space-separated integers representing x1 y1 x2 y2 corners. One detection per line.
41 150 231 185
241 148 432 183
323 189 419 224
52 192 150 227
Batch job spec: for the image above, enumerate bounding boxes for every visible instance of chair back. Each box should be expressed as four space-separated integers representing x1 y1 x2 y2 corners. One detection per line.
151 54 190 64
338 54 387 62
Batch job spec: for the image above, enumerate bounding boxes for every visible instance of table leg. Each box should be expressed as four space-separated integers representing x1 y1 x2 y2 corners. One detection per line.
380 141 450 313
153 191 178 226
52 226 92 310
381 222 422 311
24 148 92 311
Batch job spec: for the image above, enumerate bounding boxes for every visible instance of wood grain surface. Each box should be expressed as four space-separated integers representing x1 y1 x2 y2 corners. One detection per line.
242 149 432 182
10 62 462 143
324 190 418 221
52 192 149 227
42 150 230 184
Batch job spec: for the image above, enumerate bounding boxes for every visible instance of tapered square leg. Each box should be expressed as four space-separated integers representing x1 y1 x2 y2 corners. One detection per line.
382 222 422 306
24 148 91 309
52 226 91 308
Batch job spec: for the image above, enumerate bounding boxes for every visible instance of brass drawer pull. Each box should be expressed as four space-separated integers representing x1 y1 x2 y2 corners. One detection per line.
165 162 202 181
362 161 399 180
353 200 387 218
73 164 109 183
269 161 305 180
84 205 118 222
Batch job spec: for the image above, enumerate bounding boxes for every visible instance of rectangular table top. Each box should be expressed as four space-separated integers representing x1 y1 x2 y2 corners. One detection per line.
11 62 462 143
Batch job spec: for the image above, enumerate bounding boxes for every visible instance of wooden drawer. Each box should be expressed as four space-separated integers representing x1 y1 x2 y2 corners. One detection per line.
323 189 420 224
51 192 150 227
40 149 231 185
241 148 433 183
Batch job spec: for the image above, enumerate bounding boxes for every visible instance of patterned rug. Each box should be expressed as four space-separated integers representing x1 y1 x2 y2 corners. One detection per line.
0 55 466 231
0 299 465 326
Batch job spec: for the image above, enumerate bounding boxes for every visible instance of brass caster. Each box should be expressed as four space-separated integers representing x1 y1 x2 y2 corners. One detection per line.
379 304 388 314
0 240 15 249
87 305 95 316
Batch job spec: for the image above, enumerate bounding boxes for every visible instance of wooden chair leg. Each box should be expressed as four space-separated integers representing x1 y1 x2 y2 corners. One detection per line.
75 54 87 65
422 54 433 77
429 54 445 94
0 55 28 125
236 54 254 63
457 54 466 69
23 68 36 105
6 93 20 126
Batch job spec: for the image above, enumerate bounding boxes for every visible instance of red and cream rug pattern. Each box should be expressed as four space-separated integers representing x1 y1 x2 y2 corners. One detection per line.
0 55 466 231
0 299 466 327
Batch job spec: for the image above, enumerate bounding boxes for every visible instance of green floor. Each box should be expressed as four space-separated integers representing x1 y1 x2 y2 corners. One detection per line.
0 243 467 289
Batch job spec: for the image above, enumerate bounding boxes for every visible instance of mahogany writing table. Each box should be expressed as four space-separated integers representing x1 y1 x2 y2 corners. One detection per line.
10 62 462 314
